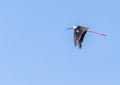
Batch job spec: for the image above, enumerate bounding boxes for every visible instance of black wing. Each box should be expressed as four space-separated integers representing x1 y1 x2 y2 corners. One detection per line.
74 29 84 47
78 31 87 48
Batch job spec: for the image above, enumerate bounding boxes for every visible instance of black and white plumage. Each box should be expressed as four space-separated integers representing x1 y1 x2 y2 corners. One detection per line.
74 26 88 48
70 26 89 48
67 25 106 48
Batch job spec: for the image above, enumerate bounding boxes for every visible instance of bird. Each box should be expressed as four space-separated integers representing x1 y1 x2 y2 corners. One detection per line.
66 25 106 48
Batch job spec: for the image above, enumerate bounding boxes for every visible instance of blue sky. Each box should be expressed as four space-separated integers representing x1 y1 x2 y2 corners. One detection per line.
0 0 120 85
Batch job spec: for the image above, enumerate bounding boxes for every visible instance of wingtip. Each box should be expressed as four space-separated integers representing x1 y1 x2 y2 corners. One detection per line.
78 44 82 49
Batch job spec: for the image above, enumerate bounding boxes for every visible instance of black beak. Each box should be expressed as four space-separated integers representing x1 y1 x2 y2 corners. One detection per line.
66 28 71 30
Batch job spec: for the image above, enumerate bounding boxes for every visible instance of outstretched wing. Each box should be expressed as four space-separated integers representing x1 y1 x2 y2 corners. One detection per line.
74 32 77 46
78 31 87 48
74 29 84 47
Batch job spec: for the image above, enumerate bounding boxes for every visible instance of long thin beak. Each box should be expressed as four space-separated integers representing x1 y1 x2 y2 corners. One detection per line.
66 28 72 30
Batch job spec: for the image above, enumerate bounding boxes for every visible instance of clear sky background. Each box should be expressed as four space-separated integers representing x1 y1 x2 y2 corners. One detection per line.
0 0 120 85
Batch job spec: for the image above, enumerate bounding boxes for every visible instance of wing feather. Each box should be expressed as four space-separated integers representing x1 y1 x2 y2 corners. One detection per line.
78 31 87 48
74 29 84 47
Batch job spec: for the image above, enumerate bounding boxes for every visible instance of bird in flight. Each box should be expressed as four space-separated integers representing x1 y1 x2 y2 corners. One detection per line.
66 25 106 48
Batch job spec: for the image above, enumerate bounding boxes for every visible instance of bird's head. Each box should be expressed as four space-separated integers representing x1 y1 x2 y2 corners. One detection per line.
66 26 78 30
